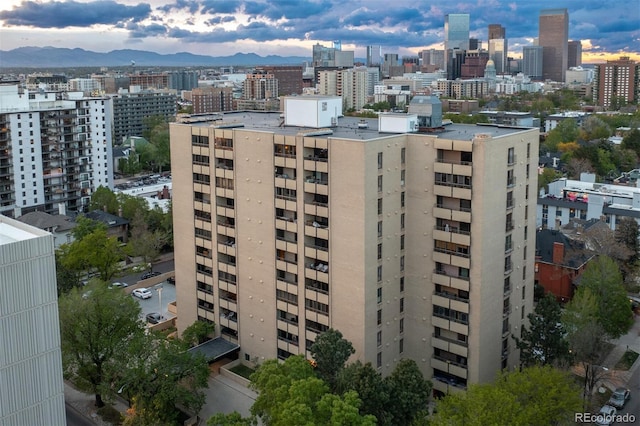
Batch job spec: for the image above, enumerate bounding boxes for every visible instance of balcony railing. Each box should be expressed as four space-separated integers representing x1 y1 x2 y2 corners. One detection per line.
435 225 470 236
436 203 471 213
433 354 468 370
434 290 469 304
433 310 469 325
433 269 470 281
432 333 468 347
434 247 470 259
435 158 473 166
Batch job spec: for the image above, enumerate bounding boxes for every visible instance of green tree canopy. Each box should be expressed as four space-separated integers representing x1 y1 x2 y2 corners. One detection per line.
578 255 633 338
249 355 375 426
90 185 119 215
310 328 355 392
545 119 579 151
513 293 570 367
431 365 582 426
59 283 144 407
180 320 215 349
336 361 391 425
384 359 431 426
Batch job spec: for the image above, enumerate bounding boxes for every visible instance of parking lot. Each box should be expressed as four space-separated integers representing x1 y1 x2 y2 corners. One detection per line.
130 279 176 324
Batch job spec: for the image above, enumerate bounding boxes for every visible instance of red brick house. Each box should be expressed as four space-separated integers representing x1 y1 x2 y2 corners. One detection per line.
534 229 595 303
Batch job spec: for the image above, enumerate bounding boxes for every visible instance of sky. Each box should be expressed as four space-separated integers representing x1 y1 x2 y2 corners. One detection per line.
0 0 638 63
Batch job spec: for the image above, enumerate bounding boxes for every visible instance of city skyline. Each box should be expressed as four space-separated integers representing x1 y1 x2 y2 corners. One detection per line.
0 0 638 64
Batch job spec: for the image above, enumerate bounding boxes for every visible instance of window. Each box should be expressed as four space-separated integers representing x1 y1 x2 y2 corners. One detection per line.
507 147 515 165
399 318 404 333
522 266 527 281
527 143 530 159
522 285 526 300
400 256 405 272
524 225 528 240
400 277 405 292
400 170 405 186
504 255 512 273
524 206 528 221
377 287 382 304
525 184 529 200
401 191 405 208
399 338 404 354
377 309 382 325
400 297 404 313
401 148 406 165
523 246 527 260
506 191 514 209
377 243 382 260
377 330 382 347
507 169 515 187
378 175 383 192
378 221 383 238
400 235 405 251
377 265 383 282
377 352 382 368
378 198 383 214
400 213 405 230
526 164 530 179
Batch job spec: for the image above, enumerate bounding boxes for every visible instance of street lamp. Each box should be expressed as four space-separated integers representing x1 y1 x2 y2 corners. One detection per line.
155 284 163 316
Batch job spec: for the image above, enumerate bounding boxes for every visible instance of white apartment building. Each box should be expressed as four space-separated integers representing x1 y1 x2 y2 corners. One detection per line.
170 96 539 393
318 69 368 111
0 215 66 426
0 83 113 218
538 174 640 230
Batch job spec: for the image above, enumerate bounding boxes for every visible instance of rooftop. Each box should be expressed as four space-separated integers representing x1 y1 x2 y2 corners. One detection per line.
182 110 535 141
0 215 49 246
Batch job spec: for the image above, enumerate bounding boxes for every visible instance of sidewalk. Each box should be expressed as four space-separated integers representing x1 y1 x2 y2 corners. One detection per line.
64 381 129 425
599 313 640 391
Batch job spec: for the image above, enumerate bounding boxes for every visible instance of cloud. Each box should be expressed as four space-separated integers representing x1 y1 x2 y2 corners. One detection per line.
0 0 151 28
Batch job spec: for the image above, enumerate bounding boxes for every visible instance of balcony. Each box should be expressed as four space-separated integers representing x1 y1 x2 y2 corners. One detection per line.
434 203 471 223
433 269 470 292
433 225 471 246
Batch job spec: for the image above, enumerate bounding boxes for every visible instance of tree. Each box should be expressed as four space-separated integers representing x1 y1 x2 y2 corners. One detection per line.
564 157 594 180
59 284 145 408
563 289 611 409
336 361 391 425
117 193 149 222
615 217 639 259
621 128 640 156
538 167 563 191
578 255 633 338
121 336 210 425
127 210 165 268
75 227 124 281
249 355 375 426
180 320 215 348
72 215 107 240
513 293 570 367
207 412 255 426
309 328 355 392
384 359 431 426
90 185 119 214
545 118 579 151
579 116 611 142
431 366 582 426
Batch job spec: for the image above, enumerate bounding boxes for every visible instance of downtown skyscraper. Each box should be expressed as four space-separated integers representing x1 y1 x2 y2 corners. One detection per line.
539 9 569 82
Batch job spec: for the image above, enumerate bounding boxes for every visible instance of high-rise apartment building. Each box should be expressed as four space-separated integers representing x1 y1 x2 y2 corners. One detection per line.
191 87 234 114
254 66 303 96
568 41 582 68
242 73 279 100
445 14 470 72
318 69 368 111
539 9 569 82
594 56 639 108
111 88 177 144
0 215 66 425
522 46 544 80
488 24 508 74
169 97 538 391
367 45 383 67
0 83 113 218
420 49 446 70
168 70 199 92
312 44 354 68
129 73 170 90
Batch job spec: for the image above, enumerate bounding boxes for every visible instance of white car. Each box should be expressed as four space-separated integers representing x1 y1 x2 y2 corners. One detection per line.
132 288 152 299
595 405 616 426
109 282 129 289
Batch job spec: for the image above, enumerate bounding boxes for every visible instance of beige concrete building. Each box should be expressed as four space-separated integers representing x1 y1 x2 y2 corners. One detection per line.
170 97 538 393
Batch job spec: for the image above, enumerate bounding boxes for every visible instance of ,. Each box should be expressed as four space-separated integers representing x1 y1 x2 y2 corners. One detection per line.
607 387 630 409
132 288 152 299
146 313 163 324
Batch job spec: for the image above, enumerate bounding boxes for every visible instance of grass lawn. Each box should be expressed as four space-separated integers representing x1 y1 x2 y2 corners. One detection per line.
230 364 255 380
615 350 639 370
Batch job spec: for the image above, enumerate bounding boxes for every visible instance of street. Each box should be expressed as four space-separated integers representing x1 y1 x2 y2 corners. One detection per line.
619 364 639 425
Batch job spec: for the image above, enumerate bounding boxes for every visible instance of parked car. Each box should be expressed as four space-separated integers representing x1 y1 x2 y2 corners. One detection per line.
132 288 152 299
167 276 175 284
108 282 129 289
141 271 161 280
608 387 630 409
595 405 616 426
146 313 163 324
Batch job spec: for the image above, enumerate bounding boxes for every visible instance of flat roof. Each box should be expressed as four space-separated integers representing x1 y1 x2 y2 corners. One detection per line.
0 215 49 246
188 337 240 362
181 111 536 141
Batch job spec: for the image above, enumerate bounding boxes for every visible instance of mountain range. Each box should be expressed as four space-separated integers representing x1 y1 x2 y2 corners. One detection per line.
0 47 311 68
